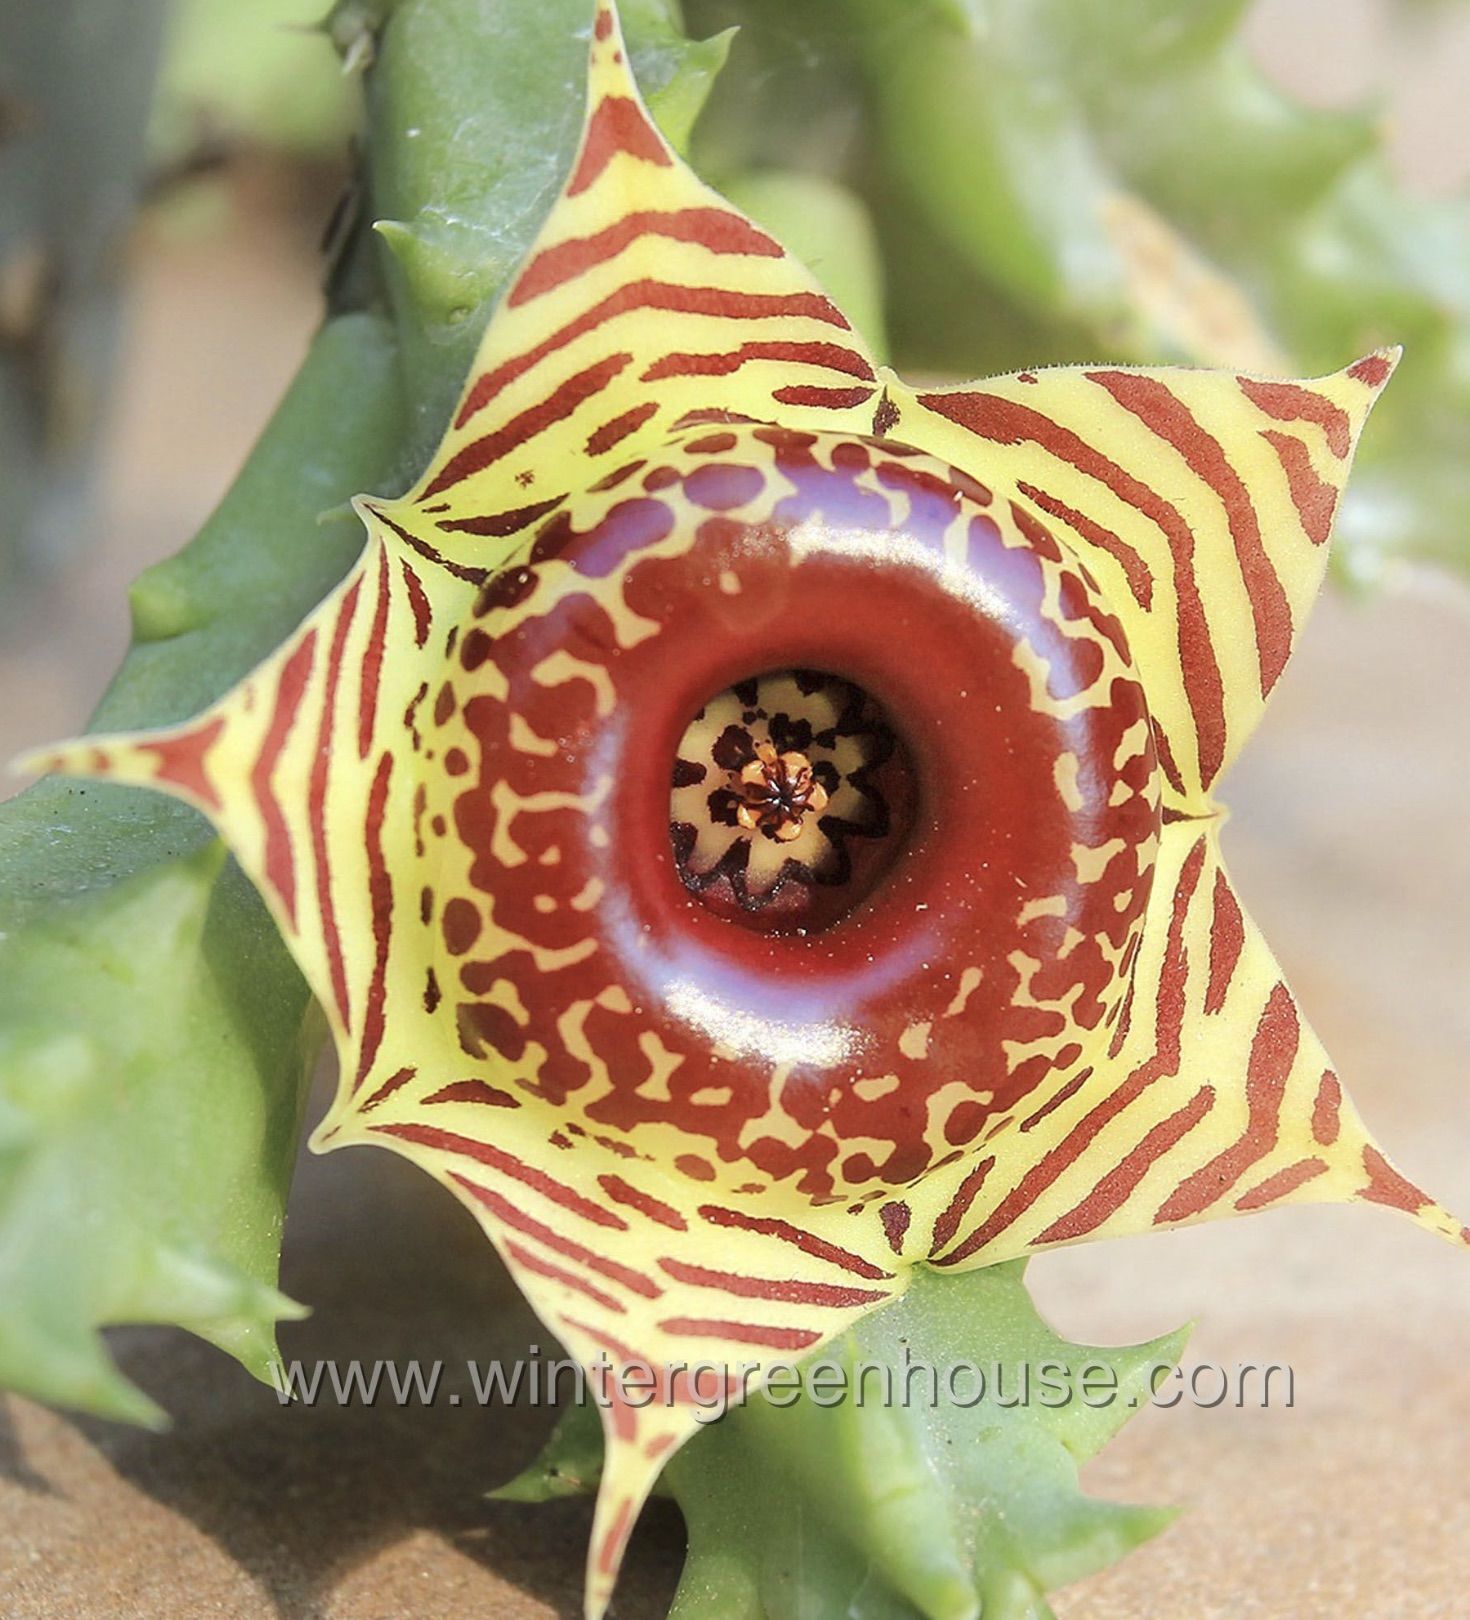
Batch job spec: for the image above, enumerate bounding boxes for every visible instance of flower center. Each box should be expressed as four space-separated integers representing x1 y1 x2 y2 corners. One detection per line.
732 741 828 842
669 669 916 935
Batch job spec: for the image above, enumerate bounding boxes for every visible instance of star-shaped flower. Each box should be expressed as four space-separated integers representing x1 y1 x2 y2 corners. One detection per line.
22 5 1465 1613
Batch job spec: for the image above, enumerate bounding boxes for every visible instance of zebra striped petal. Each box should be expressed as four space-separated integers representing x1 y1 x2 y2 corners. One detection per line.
888 355 1398 812
910 821 1465 1272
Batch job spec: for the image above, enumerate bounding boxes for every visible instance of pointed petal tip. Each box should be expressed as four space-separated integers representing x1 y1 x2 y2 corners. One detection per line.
306 1087 368 1155
1426 1206 1470 1250
8 747 48 781
584 1487 630 1620
580 1416 677 1620
1344 346 1402 391
585 0 630 71
352 491 413 532
10 739 87 783
307 1115 346 1154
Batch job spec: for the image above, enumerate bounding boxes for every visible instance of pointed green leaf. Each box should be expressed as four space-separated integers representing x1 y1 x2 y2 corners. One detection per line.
665 1265 1184 1620
502 1263 1185 1620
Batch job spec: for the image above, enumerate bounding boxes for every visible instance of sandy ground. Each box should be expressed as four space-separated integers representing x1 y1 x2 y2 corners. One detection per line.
2 2 1469 1615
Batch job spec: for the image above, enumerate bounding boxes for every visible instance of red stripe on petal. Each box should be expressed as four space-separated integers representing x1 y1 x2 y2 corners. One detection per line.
586 401 660 457
771 383 875 410
657 1317 822 1351
643 339 874 384
358 547 391 759
1204 867 1245 1015
1312 1069 1342 1146
511 207 783 307
381 1122 628 1229
251 630 317 927
137 715 228 813
1260 429 1339 546
1154 982 1300 1225
657 1258 887 1308
456 282 849 429
427 353 632 497
352 750 394 1087
920 389 1228 786
397 558 432 646
1234 1156 1328 1211
1037 1086 1215 1244
1238 377 1351 458
1017 480 1153 609
453 1173 660 1296
505 1238 627 1314
598 1172 688 1230
568 96 672 197
1360 1145 1431 1215
312 581 361 1027
1089 370 1293 701
697 1206 892 1280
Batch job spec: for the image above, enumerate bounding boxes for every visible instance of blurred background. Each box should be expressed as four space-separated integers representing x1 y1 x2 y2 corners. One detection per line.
0 1 1468 1616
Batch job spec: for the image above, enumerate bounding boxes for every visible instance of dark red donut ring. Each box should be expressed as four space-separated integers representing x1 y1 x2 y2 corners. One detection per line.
448 426 1159 1200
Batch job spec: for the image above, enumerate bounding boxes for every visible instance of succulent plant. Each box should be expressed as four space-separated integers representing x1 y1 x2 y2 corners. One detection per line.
17 5 1464 1614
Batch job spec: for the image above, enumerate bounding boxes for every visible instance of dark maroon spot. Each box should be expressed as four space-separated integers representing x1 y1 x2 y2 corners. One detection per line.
530 510 577 563
676 1154 717 1182
442 897 481 955
460 628 493 670
480 565 537 612
684 431 738 455
588 456 648 491
457 1003 528 1063
711 725 756 772
948 466 993 505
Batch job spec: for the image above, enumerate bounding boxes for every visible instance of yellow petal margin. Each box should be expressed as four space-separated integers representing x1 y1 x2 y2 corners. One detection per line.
17 5 1464 1615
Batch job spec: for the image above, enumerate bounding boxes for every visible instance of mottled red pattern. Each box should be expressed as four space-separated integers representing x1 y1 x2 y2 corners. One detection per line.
434 427 1158 1199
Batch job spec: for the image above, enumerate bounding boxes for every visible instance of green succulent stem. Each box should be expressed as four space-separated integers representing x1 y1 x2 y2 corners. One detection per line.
0 311 401 1421
503 1263 1187 1620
